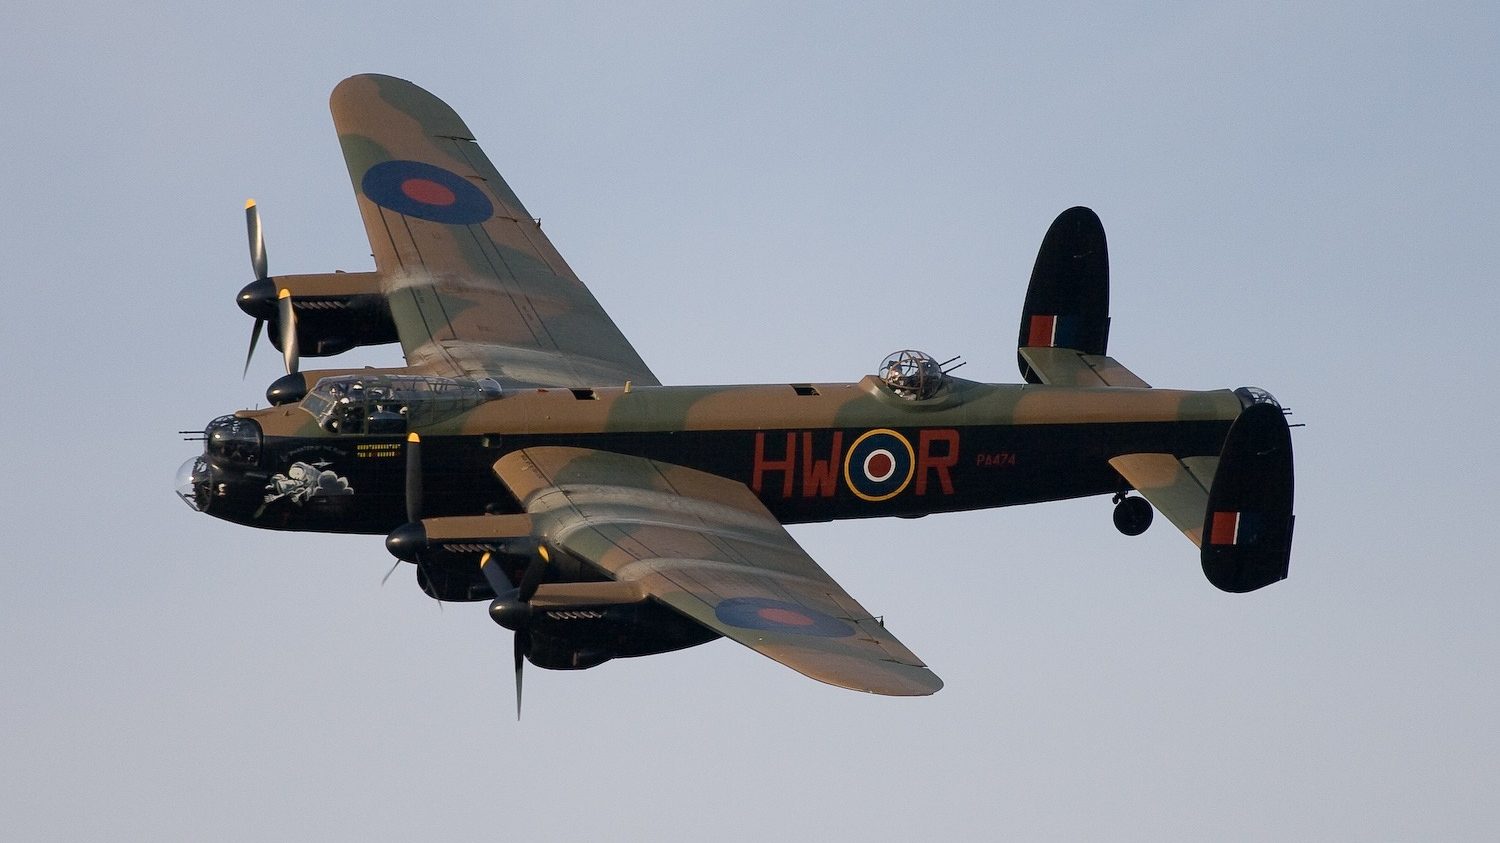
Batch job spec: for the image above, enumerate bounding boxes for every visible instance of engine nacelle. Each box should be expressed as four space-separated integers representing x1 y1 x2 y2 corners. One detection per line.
521 598 720 670
238 271 398 360
264 366 413 405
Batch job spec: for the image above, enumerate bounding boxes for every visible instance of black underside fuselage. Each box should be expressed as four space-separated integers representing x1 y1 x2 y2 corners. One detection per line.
201 415 1236 534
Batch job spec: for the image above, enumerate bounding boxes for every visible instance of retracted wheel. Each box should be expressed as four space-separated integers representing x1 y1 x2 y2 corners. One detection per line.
1113 495 1154 536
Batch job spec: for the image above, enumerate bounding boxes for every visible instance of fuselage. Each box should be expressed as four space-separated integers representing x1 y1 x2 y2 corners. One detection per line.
181 375 1246 535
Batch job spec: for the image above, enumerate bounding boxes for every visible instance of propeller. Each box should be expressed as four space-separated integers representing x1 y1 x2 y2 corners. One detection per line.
513 628 528 720
243 318 265 379
239 200 298 376
381 433 427 585
277 288 299 375
404 432 423 524
246 199 268 281
241 200 270 377
481 546 550 719
388 431 551 716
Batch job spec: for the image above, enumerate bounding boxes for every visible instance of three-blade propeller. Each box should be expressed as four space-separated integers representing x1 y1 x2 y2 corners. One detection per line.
240 200 298 377
480 545 549 719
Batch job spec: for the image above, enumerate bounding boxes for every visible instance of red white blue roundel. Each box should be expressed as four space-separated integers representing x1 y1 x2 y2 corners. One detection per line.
714 597 853 637
360 160 494 225
843 429 915 502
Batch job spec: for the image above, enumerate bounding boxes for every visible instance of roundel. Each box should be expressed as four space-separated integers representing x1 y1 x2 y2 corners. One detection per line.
843 429 915 502
714 597 853 638
360 160 494 225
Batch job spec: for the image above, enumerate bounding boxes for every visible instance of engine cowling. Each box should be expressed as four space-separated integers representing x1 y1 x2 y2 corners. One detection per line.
238 271 398 360
512 596 720 670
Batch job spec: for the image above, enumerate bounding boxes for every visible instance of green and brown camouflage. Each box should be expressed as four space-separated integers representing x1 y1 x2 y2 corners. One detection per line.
332 73 658 388
180 75 1295 699
207 374 1247 530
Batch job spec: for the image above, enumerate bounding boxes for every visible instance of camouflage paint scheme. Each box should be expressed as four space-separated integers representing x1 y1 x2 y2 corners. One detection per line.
182 74 1295 697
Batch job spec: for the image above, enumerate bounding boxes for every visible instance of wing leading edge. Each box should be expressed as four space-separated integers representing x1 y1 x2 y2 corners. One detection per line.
329 74 658 389
492 446 943 697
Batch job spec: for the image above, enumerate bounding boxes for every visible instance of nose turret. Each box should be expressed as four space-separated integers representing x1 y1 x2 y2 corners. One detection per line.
175 456 212 511
204 415 263 467
177 415 264 517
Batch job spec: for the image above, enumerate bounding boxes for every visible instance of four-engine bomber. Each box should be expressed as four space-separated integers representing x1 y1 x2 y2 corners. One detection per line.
181 74 1295 708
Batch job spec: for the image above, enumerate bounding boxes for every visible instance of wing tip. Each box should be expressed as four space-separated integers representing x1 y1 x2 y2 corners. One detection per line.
850 667 944 697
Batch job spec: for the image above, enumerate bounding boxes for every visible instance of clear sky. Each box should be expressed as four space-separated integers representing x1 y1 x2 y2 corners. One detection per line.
3 2 1498 840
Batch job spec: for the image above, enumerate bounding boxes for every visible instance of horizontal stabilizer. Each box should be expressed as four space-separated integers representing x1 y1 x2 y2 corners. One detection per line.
1020 348 1150 388
1109 453 1219 544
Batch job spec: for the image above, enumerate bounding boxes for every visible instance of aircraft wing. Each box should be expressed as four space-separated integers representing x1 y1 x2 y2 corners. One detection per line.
492 446 943 696
329 74 659 389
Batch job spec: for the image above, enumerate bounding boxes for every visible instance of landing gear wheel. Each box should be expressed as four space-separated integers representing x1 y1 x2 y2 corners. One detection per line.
1113 495 1154 536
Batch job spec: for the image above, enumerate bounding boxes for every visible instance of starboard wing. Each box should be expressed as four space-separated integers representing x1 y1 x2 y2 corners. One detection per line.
329 74 659 389
492 446 943 696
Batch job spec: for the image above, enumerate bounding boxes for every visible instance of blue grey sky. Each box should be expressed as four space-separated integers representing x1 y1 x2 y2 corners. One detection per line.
3 2 1497 839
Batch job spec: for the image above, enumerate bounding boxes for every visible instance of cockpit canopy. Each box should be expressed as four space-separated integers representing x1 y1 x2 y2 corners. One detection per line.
300 374 500 434
879 350 948 400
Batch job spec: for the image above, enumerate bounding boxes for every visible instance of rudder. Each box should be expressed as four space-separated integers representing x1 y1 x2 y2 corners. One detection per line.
1017 206 1110 383
1201 399 1296 593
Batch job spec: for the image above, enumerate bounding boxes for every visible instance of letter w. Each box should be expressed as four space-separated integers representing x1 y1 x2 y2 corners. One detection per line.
801 432 843 498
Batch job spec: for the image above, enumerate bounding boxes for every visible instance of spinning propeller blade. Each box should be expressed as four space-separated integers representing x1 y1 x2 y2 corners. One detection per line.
479 546 549 719
517 545 550 603
380 435 426 588
245 199 267 281
405 433 423 524
277 289 299 374
514 630 528 719
242 318 264 379
242 200 270 377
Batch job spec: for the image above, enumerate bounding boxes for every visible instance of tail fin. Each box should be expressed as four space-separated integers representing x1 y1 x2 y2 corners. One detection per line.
1109 394 1296 593
1200 400 1295 592
1017 207 1148 387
